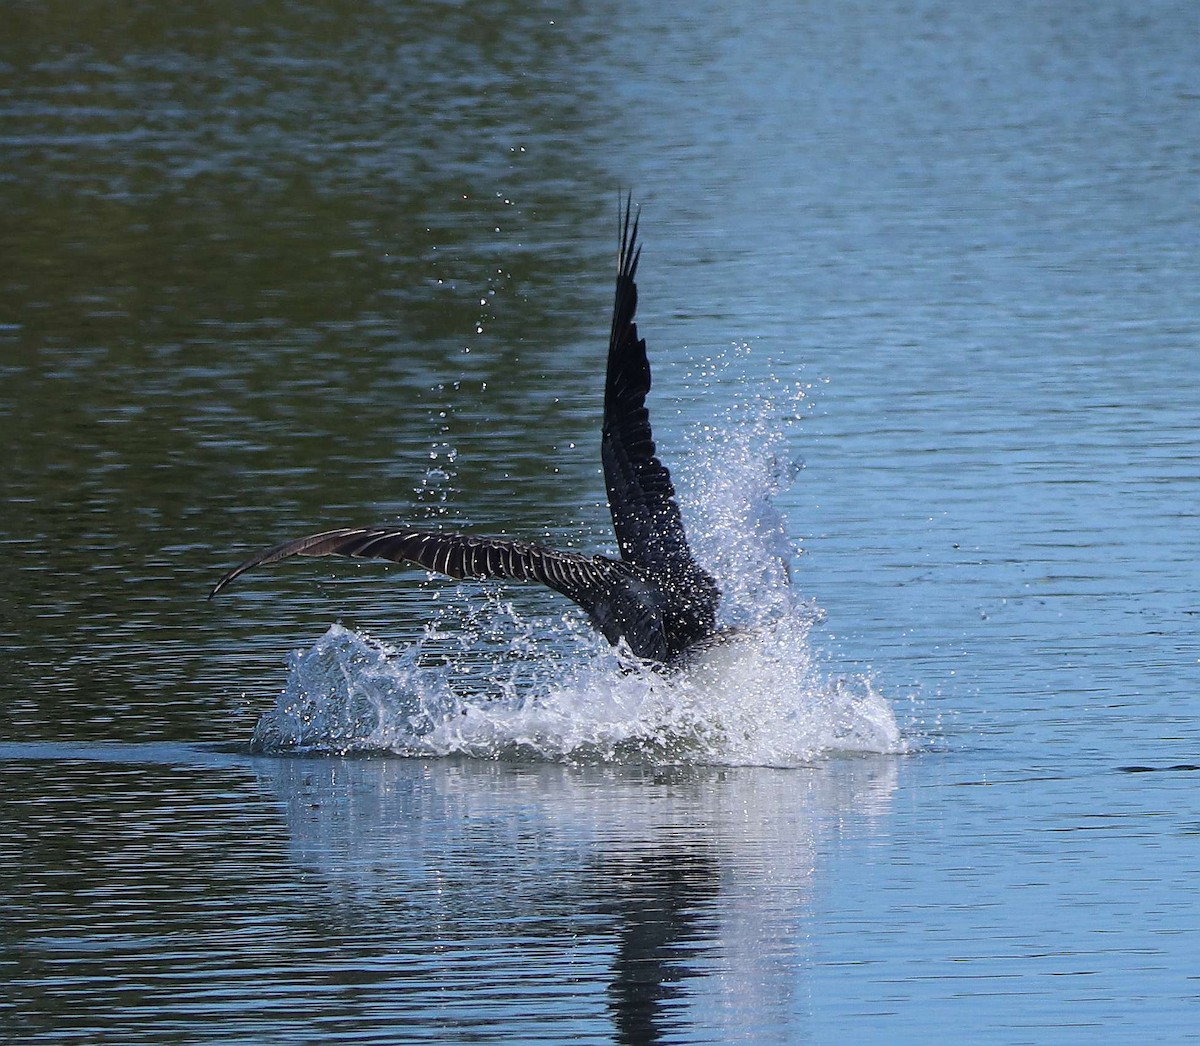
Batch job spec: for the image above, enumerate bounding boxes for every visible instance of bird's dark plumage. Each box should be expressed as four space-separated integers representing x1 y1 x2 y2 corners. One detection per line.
211 197 719 663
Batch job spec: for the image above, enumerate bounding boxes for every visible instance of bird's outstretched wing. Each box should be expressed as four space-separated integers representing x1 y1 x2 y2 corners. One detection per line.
601 196 701 575
210 525 627 614
209 198 718 664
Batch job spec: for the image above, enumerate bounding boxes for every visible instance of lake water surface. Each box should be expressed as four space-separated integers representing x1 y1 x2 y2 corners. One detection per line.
3 1 1198 1042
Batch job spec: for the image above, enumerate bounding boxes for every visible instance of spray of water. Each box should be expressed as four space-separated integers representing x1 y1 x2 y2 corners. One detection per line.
250 348 905 766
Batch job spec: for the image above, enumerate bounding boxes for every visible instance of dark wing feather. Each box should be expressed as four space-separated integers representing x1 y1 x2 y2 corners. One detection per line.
209 198 717 663
601 196 695 571
209 525 632 621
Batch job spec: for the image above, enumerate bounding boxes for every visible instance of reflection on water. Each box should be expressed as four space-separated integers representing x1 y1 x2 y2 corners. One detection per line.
1 743 897 1044
249 753 898 1043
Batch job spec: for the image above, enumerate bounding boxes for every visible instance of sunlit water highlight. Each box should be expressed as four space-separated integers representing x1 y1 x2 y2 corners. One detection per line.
251 356 904 765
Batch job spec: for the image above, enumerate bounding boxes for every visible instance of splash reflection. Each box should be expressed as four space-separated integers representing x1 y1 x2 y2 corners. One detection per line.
253 755 899 1042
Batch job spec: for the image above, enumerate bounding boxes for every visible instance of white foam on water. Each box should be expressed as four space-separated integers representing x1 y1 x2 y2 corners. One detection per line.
249 348 907 766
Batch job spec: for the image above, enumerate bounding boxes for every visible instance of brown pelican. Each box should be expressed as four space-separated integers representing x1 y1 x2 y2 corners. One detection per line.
211 198 720 664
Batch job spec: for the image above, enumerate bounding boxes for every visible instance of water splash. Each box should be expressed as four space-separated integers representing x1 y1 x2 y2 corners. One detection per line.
250 619 901 766
679 345 812 631
250 348 905 766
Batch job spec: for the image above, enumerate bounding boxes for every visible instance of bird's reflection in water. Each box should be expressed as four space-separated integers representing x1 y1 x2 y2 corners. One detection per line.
251 757 897 1041
593 841 722 1045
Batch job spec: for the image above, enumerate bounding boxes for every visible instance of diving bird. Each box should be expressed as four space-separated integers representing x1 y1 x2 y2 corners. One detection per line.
211 198 720 664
